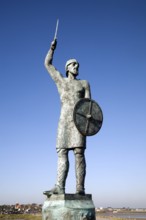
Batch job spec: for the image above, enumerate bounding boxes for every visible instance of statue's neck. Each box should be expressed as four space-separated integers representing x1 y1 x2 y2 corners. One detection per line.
68 72 76 80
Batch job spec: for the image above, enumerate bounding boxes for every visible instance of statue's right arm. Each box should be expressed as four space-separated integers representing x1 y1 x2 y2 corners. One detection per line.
44 39 63 84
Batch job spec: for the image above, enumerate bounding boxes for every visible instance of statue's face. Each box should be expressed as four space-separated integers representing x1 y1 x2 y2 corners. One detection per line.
67 62 79 76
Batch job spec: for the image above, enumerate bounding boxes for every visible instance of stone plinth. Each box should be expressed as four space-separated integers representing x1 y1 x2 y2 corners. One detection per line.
42 194 96 220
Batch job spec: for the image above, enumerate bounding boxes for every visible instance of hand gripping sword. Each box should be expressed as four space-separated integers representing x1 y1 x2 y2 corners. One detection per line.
54 19 59 40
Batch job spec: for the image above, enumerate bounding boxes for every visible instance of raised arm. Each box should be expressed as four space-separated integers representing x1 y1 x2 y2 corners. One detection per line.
44 39 63 84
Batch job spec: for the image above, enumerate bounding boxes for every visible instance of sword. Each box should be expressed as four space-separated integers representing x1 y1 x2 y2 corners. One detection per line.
54 19 59 40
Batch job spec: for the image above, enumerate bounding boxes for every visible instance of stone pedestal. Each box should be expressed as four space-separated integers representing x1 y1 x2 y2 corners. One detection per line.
42 194 96 220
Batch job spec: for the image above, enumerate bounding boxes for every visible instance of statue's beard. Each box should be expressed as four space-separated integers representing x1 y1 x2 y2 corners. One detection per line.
72 69 78 75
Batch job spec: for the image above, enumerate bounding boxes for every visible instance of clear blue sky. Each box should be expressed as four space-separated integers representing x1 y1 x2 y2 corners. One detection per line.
0 0 146 208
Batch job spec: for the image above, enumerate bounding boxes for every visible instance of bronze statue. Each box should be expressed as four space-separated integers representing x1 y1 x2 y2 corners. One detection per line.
43 21 103 197
44 38 91 195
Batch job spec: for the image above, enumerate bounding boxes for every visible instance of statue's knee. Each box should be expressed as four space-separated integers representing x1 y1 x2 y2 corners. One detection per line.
74 148 85 155
57 149 68 160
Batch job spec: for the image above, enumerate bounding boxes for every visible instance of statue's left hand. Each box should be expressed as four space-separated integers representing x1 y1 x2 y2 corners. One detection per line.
51 39 57 50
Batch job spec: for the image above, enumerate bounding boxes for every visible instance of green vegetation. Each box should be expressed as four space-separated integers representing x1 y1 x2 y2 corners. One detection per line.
0 214 144 220
96 217 139 220
110 218 137 220
0 214 41 220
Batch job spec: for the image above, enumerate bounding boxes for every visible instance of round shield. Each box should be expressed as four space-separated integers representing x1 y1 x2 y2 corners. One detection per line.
73 98 103 136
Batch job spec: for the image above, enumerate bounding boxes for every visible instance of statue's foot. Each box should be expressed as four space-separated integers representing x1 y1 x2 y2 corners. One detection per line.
76 189 85 195
43 185 65 196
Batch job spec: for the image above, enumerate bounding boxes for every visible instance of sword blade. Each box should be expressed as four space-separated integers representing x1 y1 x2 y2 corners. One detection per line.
54 19 59 39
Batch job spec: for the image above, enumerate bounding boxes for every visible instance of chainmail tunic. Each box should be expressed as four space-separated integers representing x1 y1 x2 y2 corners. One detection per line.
45 50 91 149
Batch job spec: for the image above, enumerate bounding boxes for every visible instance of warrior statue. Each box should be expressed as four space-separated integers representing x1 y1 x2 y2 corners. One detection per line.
43 20 103 197
43 37 91 196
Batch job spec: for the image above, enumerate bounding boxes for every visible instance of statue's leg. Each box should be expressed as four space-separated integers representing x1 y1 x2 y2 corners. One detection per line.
74 148 86 195
56 148 69 192
43 149 69 196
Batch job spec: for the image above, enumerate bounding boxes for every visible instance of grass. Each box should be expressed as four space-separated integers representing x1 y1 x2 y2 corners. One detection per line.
0 214 143 220
0 214 42 220
96 217 140 220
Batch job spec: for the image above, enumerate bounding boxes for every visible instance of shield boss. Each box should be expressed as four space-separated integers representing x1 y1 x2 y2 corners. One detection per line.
73 98 103 136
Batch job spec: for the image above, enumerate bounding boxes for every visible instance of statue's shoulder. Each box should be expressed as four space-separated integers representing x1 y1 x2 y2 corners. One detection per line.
79 79 90 87
79 79 88 83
